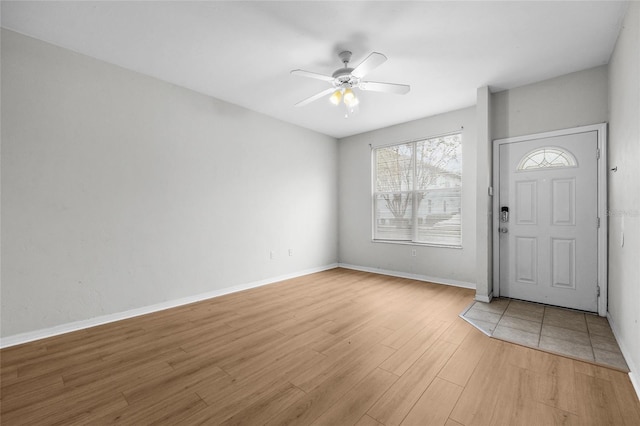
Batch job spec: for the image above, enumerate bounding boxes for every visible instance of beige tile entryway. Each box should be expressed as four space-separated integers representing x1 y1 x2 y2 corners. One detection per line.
460 298 628 371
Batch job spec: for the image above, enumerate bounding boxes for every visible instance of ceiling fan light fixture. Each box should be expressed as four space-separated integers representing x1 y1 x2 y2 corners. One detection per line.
329 89 342 105
343 88 357 107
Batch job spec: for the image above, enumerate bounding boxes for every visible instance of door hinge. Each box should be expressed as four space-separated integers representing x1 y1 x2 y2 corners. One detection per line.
597 217 600 228
597 285 601 297
488 186 494 196
597 148 601 159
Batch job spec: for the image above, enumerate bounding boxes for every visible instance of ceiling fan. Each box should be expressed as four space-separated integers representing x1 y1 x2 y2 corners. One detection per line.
291 51 410 112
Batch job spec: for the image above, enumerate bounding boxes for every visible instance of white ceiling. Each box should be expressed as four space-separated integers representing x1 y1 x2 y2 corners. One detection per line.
1 1 628 138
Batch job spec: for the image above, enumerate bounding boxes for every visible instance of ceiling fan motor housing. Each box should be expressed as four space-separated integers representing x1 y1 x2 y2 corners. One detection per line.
332 69 359 88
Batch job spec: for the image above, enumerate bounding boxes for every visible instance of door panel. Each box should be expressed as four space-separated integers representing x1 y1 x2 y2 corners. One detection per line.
498 131 598 312
552 179 575 225
516 181 537 225
515 237 537 284
551 238 575 289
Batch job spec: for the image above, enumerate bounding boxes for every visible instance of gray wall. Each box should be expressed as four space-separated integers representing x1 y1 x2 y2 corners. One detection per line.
492 65 609 140
1 30 338 338
338 107 477 287
607 2 640 387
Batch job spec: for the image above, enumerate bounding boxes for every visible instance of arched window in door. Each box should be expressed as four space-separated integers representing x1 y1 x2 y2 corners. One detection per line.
517 147 577 171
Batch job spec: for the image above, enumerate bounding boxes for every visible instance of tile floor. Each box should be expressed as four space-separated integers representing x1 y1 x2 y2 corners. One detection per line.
460 298 629 371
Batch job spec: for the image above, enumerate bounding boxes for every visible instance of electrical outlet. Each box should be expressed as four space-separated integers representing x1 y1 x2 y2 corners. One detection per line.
411 249 417 257
288 249 293 257
270 251 275 260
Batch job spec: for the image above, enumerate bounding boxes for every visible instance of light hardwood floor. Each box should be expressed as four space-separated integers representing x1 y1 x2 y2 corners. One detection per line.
1 268 639 425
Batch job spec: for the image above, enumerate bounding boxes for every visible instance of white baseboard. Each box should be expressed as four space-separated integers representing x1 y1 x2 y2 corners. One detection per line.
630 372 640 403
475 292 493 303
338 263 476 290
607 312 640 401
0 263 338 349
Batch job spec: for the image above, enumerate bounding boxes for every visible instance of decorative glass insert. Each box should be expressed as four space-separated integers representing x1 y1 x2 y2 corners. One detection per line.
517 147 577 171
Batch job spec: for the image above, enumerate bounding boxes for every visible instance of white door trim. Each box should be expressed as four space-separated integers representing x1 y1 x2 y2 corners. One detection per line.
492 124 608 316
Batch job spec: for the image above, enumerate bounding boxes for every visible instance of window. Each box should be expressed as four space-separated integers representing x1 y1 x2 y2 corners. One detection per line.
517 147 577 170
373 133 462 247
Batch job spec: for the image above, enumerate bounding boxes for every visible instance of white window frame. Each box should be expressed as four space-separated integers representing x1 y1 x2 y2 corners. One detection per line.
371 131 463 248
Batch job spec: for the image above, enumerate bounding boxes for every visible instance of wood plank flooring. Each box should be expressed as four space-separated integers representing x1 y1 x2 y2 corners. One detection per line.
1 268 639 425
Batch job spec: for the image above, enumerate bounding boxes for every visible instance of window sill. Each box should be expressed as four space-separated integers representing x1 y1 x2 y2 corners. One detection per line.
371 239 463 249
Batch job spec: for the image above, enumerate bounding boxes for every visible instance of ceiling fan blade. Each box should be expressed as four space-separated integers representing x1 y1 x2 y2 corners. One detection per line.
351 52 387 78
294 87 336 107
290 69 334 82
359 81 410 95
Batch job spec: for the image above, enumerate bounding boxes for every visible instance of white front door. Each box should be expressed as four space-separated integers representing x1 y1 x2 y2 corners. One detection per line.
497 131 599 312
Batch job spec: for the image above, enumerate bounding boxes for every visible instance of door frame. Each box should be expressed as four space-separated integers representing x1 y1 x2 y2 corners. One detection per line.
492 124 608 316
